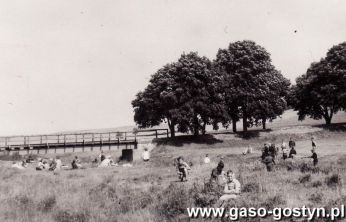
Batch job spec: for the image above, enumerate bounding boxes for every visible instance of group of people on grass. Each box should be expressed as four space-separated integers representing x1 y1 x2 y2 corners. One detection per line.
174 136 320 206
261 137 318 171
11 146 152 171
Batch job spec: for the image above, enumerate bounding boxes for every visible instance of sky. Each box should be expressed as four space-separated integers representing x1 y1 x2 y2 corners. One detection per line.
0 0 345 136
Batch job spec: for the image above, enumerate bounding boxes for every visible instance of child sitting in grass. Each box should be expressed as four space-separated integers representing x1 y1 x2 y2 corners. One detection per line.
217 170 241 206
176 156 190 182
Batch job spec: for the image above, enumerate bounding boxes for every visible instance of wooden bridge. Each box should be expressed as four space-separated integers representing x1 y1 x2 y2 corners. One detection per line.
0 129 169 154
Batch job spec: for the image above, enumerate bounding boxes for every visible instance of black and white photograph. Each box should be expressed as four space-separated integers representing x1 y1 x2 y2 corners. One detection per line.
0 1 346 221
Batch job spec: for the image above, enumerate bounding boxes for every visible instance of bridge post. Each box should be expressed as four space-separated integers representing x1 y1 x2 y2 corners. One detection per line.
5 137 7 148
155 130 158 138
91 133 94 151
100 133 102 151
166 129 169 138
125 132 127 140
82 134 85 152
108 132 111 150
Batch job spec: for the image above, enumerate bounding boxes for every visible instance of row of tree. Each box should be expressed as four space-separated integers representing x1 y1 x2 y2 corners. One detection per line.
132 41 346 137
132 40 290 137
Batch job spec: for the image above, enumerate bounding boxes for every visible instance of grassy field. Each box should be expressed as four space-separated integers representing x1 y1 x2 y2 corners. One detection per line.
0 111 345 222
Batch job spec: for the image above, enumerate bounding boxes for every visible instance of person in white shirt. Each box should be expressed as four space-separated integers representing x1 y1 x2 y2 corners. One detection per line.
55 157 62 171
142 148 150 162
203 154 210 164
219 170 241 203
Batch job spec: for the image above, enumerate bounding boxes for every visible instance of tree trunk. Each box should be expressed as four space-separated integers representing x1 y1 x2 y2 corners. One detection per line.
232 118 237 133
324 116 331 125
169 125 175 137
323 107 333 125
202 122 207 135
193 116 199 136
242 112 248 132
167 119 175 138
262 118 266 130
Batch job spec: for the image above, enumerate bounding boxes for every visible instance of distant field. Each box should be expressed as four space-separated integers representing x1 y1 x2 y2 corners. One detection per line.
0 110 345 222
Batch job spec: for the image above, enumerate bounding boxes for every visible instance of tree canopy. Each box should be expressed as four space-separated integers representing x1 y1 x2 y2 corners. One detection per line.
215 40 290 132
132 52 225 136
291 42 346 124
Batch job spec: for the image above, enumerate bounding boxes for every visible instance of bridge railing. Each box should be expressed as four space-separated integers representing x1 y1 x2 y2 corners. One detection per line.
0 128 169 150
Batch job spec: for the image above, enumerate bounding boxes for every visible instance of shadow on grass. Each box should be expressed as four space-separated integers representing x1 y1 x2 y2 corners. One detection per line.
153 134 223 147
312 122 346 132
234 129 272 140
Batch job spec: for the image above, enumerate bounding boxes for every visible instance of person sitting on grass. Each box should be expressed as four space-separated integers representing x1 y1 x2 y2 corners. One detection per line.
289 137 296 149
176 156 190 182
99 150 106 162
210 161 226 186
142 148 150 162
54 157 62 171
218 170 241 206
288 146 297 159
262 152 276 172
36 158 45 171
281 142 289 160
303 149 318 166
203 154 211 164
71 156 82 169
12 160 28 170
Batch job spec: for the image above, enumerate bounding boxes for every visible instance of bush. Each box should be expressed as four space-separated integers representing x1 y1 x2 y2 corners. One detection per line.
242 181 260 193
300 163 320 174
299 174 311 184
308 193 323 203
262 194 286 209
189 182 221 207
54 209 90 222
157 183 191 219
311 180 323 188
326 174 342 187
37 195 56 212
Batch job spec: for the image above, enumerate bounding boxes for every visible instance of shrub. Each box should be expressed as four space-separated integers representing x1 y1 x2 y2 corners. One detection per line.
190 182 221 207
308 193 323 203
311 180 323 188
54 209 90 222
326 173 342 187
262 194 286 209
157 183 191 219
37 195 56 212
300 163 320 174
299 174 311 184
242 181 260 193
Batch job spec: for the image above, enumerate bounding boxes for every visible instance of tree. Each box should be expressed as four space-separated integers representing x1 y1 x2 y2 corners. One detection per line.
132 52 225 136
132 63 179 137
292 58 344 125
172 52 225 135
215 40 289 132
252 70 290 129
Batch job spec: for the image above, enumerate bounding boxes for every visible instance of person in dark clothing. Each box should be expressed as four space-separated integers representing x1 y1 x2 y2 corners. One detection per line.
261 146 270 160
269 144 277 158
210 161 226 185
311 137 316 149
71 156 82 169
303 149 318 166
263 152 276 172
304 149 318 166
288 147 297 158
289 137 296 149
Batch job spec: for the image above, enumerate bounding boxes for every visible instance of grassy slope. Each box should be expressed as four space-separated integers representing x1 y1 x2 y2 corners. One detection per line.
0 111 345 222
